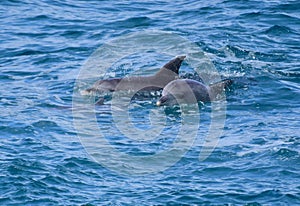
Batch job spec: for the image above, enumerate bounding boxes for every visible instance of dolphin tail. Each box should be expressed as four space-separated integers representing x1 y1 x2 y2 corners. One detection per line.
209 79 233 100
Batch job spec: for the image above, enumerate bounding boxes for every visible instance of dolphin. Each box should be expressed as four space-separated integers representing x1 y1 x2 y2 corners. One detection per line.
84 56 186 94
156 79 233 106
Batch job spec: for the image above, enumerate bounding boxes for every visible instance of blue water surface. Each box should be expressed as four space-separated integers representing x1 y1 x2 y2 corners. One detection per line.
1 0 300 205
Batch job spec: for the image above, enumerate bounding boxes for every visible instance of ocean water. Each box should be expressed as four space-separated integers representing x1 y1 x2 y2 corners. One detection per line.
1 0 300 205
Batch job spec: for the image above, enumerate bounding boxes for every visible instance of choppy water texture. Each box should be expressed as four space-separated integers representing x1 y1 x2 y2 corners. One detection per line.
1 0 300 205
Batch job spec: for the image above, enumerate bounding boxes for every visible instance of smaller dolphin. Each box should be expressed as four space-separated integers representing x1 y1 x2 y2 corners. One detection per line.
156 79 233 106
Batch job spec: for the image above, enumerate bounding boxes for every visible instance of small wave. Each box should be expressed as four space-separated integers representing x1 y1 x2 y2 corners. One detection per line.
61 30 86 38
221 44 288 63
239 11 262 18
1 70 41 79
279 80 300 93
0 125 35 135
267 69 300 78
270 2 300 12
25 14 51 21
265 25 293 35
108 16 154 29
2 0 26 5
273 148 299 161
6 48 46 57
32 120 60 129
222 45 251 59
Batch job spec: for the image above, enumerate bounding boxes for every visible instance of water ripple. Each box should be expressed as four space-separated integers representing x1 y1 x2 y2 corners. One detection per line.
1 0 300 205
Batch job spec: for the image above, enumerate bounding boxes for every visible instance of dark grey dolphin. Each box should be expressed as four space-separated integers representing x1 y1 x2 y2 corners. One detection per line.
156 79 233 106
84 56 186 94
